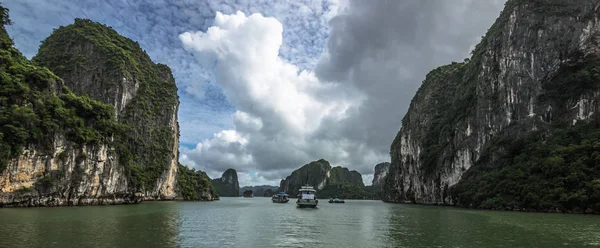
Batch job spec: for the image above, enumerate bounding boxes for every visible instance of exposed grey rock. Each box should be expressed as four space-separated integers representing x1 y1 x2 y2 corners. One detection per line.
383 0 600 204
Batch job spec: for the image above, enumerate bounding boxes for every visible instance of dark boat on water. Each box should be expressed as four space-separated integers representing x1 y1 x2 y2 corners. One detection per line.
328 198 345 203
272 192 289 203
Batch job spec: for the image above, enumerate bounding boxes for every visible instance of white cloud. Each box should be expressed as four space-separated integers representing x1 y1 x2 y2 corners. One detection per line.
179 11 383 186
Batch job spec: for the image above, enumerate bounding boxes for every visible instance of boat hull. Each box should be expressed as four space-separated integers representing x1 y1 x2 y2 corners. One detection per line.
296 200 318 208
272 199 289 203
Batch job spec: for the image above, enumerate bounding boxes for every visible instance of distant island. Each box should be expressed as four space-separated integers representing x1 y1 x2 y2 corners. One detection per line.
278 159 385 200
243 190 253 198
239 185 279 197
211 169 240 197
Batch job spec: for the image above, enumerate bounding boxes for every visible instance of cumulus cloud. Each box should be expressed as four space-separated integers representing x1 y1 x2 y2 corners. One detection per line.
179 11 366 184
180 1 506 186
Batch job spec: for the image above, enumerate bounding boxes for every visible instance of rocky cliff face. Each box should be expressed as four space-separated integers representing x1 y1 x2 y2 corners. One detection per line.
211 169 240 197
279 159 366 198
383 0 600 212
32 19 179 200
0 12 188 206
372 162 390 187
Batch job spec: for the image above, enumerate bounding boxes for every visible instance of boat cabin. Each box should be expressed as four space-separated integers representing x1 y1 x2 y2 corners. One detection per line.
272 192 289 203
298 186 316 200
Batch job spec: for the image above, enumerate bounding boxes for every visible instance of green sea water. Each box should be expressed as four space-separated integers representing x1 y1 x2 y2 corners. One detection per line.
0 198 598 247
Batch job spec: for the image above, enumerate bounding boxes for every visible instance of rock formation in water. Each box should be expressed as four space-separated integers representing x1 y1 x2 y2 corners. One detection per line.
383 0 600 214
372 162 390 187
211 169 240 197
279 159 370 199
176 164 218 201
239 185 278 197
32 18 181 202
0 9 215 206
365 162 390 200
242 190 253 197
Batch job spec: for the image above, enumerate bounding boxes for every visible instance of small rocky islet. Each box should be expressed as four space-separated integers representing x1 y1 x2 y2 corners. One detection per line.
1 0 600 215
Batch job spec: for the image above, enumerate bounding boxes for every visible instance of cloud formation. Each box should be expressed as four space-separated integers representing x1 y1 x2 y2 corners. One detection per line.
179 11 364 184
180 0 506 186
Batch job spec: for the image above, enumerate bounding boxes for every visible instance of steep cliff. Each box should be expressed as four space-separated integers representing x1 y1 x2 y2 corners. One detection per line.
279 159 369 198
0 9 136 206
32 18 180 200
0 7 198 206
211 168 239 197
366 162 390 200
372 162 390 187
383 0 600 213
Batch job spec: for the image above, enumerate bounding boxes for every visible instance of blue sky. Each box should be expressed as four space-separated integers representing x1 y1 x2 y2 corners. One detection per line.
4 0 506 186
4 0 333 149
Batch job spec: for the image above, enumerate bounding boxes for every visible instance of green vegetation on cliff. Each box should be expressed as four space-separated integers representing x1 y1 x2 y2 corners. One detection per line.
453 115 600 213
33 19 179 192
319 183 375 199
0 7 122 173
328 166 364 187
452 38 600 213
451 56 600 213
211 168 240 197
405 63 469 176
177 164 217 201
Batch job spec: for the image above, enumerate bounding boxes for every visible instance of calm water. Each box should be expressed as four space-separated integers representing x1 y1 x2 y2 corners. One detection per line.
0 198 599 247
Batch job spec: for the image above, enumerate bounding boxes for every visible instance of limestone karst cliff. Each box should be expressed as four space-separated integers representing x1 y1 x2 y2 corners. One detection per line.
372 162 390 187
211 168 240 197
32 18 180 201
383 0 600 213
0 7 214 206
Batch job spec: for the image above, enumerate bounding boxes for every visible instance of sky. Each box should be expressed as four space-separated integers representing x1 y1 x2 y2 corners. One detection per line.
4 0 506 186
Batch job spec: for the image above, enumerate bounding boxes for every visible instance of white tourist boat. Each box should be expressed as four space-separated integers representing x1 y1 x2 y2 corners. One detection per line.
296 185 318 208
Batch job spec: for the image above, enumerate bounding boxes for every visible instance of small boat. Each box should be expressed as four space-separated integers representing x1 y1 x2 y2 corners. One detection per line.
272 192 290 203
328 198 345 203
296 185 318 208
